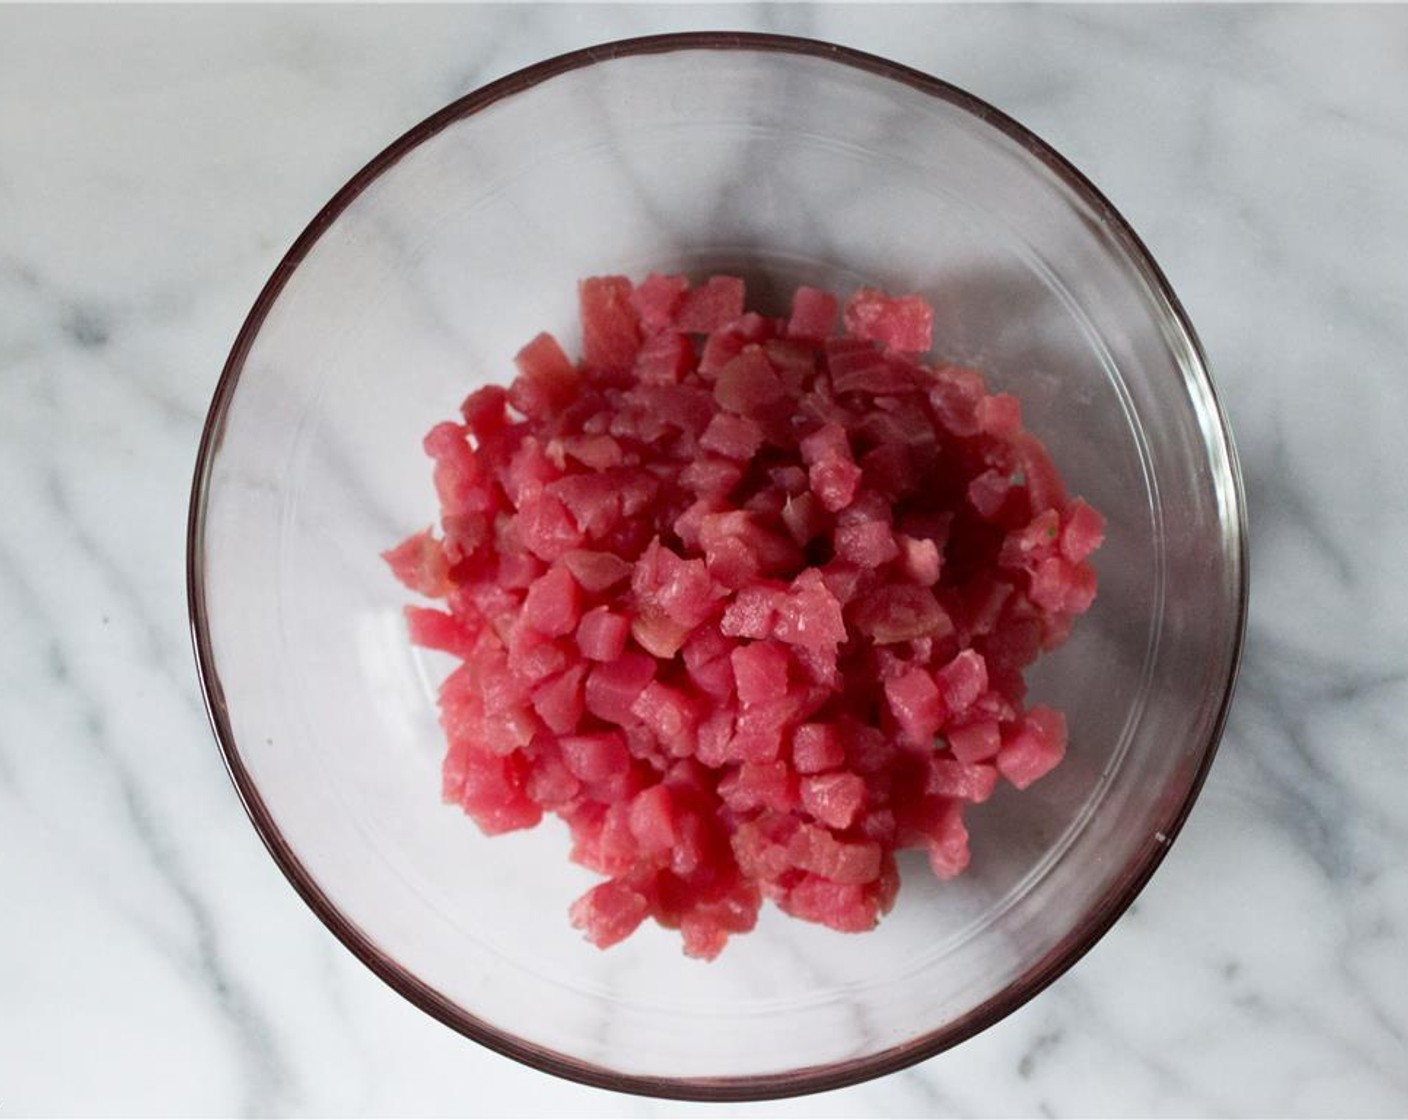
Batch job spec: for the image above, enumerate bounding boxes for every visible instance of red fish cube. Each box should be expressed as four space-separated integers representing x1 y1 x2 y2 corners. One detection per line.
997 706 1067 789
560 731 631 784
885 667 943 746
675 275 745 333
947 718 1002 764
791 723 847 774
699 412 765 461
730 641 791 708
521 566 581 637
570 880 649 949
787 285 839 340
843 289 933 354
382 528 453 598
631 681 701 758
510 332 579 419
579 276 641 371
927 758 1000 803
576 606 629 662
630 272 689 333
1061 499 1107 564
936 649 989 716
584 653 656 725
627 784 678 855
530 663 586 735
800 771 866 830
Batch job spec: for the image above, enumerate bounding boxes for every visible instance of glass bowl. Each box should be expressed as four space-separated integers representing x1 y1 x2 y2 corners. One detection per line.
188 32 1247 1100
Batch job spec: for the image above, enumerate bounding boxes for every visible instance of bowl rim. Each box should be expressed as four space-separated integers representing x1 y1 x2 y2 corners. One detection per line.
187 29 1249 1102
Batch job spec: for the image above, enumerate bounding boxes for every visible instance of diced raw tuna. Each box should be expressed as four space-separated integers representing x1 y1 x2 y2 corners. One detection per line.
531 663 586 735
787 285 839 340
976 392 1022 436
549 472 623 540
630 272 689 333
927 364 986 437
560 730 632 784
946 718 1002 764
714 347 787 416
423 421 482 514
680 882 761 960
579 276 641 371
699 510 802 586
460 384 510 440
633 538 720 629
521 566 581 637
791 723 848 774
780 874 885 933
456 749 543 835
799 421 851 467
843 289 933 353
721 583 784 640
896 534 942 586
513 493 583 562
730 813 800 883
561 549 632 593
773 570 848 651
935 649 989 717
927 802 971 881
631 383 716 438
998 510 1061 571
1061 498 1106 563
566 802 637 876
800 771 866 830
788 824 882 885
627 784 678 854
885 667 943 746
510 332 579 420
719 761 798 814
723 639 787 705
382 528 453 598
570 880 650 949
926 758 1000 803
678 456 743 497
404 606 477 658
631 680 701 758
967 468 1017 520
391 274 1102 958
553 434 620 472
996 706 1067 789
525 745 581 809
576 606 630 662
852 584 952 645
1030 555 1097 615
834 520 901 567
584 653 656 725
634 330 694 385
699 412 765 461
694 707 737 768
675 275 745 333
698 326 748 377
804 452 860 513
780 490 828 547
829 349 917 396
1012 432 1068 513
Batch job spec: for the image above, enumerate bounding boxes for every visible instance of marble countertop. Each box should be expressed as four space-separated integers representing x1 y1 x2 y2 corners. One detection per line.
3 5 1406 1116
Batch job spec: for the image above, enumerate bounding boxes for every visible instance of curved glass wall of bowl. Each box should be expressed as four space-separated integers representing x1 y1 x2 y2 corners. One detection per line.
193 39 1244 1092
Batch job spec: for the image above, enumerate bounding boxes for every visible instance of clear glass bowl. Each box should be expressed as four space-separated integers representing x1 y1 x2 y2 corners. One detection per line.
188 33 1247 1099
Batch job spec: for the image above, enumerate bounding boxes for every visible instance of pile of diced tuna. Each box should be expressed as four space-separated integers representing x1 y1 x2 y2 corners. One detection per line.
384 274 1104 959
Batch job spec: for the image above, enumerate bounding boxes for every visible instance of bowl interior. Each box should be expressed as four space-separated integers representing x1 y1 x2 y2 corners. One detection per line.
193 39 1244 1092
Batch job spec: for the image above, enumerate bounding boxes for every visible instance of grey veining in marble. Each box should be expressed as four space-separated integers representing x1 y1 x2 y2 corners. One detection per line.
2 4 1407 1116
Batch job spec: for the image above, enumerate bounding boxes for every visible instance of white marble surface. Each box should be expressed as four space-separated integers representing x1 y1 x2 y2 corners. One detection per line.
2 4 1406 1116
